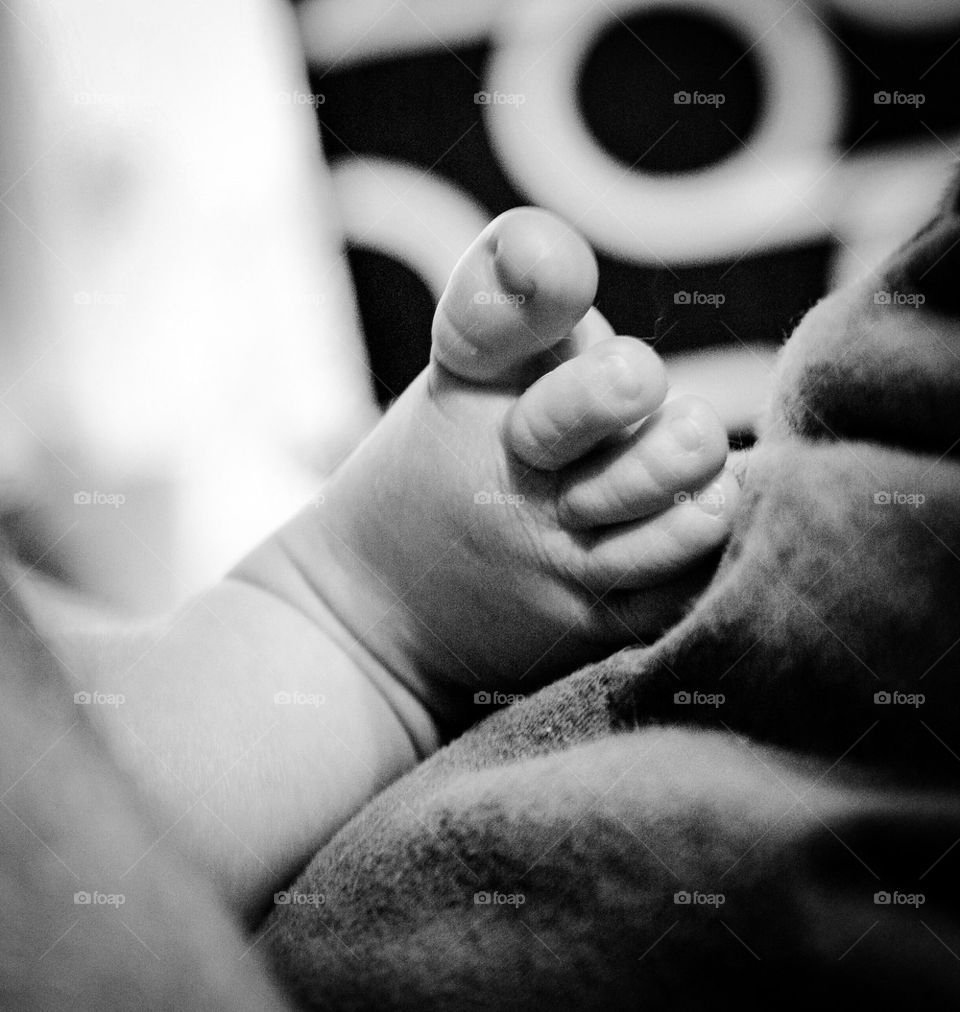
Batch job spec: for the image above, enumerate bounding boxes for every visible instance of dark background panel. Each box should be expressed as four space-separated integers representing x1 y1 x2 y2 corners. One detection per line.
301 4 960 409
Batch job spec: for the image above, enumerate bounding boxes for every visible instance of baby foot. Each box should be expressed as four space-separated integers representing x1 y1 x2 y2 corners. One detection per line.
242 209 739 718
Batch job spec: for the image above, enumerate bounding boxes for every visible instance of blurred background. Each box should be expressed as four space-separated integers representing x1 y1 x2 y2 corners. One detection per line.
1 0 958 616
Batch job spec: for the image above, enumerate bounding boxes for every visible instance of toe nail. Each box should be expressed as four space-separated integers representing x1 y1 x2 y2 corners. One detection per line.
669 415 704 452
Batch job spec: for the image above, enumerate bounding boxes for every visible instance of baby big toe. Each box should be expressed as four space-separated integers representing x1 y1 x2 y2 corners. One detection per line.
432 207 598 386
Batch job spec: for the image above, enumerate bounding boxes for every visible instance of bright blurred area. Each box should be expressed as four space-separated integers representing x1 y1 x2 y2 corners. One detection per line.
0 0 377 613
1 0 958 615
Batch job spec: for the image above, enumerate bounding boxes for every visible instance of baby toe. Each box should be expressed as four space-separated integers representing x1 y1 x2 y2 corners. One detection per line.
569 467 741 593
557 395 729 529
504 336 667 471
432 207 597 386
